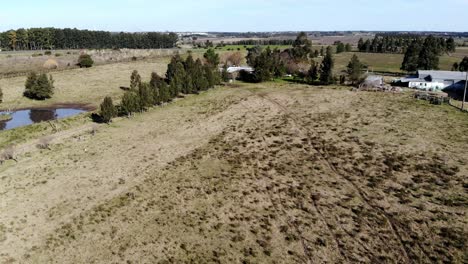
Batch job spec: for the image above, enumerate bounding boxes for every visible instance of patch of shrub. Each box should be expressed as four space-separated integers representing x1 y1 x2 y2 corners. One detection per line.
37 136 54 150
32 53 43 57
0 87 3 103
44 50 52 56
55 53 62 57
77 54 94 68
1 145 16 162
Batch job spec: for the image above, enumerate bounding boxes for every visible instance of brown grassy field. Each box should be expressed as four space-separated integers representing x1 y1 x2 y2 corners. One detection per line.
0 82 466 263
333 48 468 74
0 57 171 111
0 49 181 77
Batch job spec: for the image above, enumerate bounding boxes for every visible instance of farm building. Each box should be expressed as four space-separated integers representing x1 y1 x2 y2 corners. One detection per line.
396 70 467 91
226 66 253 74
362 75 384 87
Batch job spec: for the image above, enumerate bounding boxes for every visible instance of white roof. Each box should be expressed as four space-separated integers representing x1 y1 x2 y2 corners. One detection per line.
418 70 467 82
227 66 253 73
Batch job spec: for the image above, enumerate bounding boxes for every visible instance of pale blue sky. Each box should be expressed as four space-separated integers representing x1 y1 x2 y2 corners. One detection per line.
1 0 467 32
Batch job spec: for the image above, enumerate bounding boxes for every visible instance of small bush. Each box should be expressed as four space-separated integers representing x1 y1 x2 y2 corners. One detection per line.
37 136 53 149
44 50 52 56
32 53 43 57
77 54 94 68
0 87 3 103
1 145 16 162
55 53 62 57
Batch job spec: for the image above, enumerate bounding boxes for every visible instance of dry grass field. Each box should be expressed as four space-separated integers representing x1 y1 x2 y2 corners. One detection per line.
0 57 171 111
333 48 468 74
0 49 181 77
0 82 466 263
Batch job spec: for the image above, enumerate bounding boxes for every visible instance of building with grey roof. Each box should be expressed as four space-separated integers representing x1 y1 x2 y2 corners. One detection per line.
397 70 467 91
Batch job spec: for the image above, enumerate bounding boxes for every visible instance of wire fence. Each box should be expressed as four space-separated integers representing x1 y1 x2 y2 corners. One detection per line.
448 98 468 112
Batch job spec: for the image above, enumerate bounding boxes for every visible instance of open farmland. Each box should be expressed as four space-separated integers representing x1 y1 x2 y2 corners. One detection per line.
0 49 180 77
0 57 171 110
333 48 468 74
0 82 466 263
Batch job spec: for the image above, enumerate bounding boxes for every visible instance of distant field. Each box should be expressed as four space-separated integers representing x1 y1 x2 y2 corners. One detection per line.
332 49 467 74
0 49 181 77
0 58 171 111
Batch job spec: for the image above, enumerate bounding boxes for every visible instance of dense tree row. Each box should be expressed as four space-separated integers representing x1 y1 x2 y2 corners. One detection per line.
0 28 178 51
358 35 455 54
401 36 446 72
100 49 221 123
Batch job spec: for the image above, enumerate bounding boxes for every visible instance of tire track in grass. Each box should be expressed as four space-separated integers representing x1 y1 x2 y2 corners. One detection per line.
250 90 412 263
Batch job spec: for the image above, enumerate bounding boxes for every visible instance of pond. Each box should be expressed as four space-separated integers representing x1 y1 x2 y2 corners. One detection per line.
0 108 87 131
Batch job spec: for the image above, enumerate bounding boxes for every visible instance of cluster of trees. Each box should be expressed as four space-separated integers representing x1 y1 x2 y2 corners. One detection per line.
401 35 449 72
241 33 344 85
100 49 221 123
242 47 286 82
24 72 55 100
358 35 456 54
334 41 352 53
452 57 468 72
0 28 178 51
306 46 335 84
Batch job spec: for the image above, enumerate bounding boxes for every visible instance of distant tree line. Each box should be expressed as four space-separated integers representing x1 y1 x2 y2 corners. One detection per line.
358 35 456 54
99 49 221 123
0 28 178 51
226 39 295 46
400 35 452 72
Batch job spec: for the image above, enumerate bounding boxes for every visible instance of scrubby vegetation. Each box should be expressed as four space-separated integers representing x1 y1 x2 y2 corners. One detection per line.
77 54 94 68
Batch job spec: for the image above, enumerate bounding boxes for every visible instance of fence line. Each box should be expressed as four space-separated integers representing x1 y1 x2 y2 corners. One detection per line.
448 98 468 112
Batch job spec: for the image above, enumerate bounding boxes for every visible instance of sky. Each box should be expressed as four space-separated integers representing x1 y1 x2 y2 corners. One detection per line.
0 0 467 32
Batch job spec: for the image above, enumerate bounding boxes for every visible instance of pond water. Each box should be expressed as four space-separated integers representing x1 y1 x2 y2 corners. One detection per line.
0 108 86 131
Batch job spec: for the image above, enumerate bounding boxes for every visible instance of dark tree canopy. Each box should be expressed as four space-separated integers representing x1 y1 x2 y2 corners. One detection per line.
23 72 54 100
0 28 178 50
347 54 365 85
401 40 423 72
100 96 117 123
291 32 312 61
319 47 334 84
458 57 468 72
417 35 440 70
357 34 455 54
